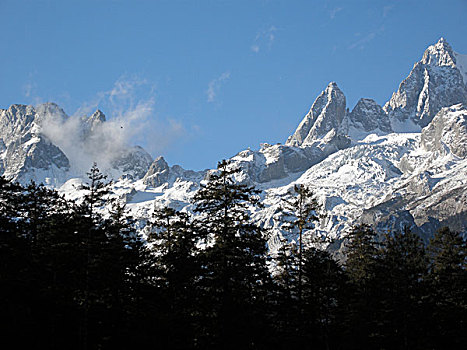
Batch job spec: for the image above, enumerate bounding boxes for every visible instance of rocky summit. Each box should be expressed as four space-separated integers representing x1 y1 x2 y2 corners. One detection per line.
1 38 466 249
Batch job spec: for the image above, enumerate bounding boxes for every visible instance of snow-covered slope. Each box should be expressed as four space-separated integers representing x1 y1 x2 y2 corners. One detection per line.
116 104 466 247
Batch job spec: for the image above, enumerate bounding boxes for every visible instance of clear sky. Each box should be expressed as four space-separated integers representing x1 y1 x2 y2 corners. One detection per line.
1 0 467 170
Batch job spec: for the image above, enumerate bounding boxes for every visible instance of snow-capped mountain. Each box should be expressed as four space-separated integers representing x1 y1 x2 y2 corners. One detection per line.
1 38 466 247
0 103 153 184
0 103 70 185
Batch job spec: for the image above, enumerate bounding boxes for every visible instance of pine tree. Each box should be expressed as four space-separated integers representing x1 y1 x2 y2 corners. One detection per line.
300 247 345 349
80 162 111 223
271 238 300 346
280 184 320 305
21 181 78 347
427 226 467 347
148 205 199 349
344 224 382 348
0 177 34 347
108 199 154 347
77 163 114 349
0 178 83 348
192 159 271 349
378 227 428 349
345 224 380 284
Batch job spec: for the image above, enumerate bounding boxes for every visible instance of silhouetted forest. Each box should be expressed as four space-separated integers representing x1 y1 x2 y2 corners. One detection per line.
1 162 466 349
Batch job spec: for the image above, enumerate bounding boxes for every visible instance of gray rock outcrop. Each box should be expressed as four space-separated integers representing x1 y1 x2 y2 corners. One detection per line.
347 98 392 133
143 156 204 187
420 103 467 157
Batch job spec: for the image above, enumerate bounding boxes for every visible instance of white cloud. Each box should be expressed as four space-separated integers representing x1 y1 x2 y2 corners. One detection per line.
383 4 394 18
39 76 185 175
348 26 384 50
22 72 44 105
251 25 277 53
23 82 34 98
330 7 343 19
206 72 231 103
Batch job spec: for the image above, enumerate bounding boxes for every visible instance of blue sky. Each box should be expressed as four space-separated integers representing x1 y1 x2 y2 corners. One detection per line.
1 0 467 170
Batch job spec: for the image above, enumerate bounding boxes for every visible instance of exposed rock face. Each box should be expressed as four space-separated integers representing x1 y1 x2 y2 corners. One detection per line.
231 145 312 184
143 156 170 186
286 83 393 152
384 38 467 129
143 156 204 188
2 136 70 184
0 104 70 184
82 109 106 138
112 146 154 180
420 104 467 157
347 98 392 133
0 104 37 142
286 82 347 146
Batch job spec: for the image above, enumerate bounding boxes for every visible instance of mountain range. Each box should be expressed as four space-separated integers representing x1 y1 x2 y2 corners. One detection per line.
1 38 466 249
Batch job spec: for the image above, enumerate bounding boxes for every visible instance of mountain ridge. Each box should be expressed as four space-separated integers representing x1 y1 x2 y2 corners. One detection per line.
1 38 466 247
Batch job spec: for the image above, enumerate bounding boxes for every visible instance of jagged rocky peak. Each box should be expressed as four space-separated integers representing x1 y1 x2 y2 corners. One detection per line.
384 38 467 130
33 102 69 129
348 98 392 133
142 156 170 187
89 109 106 123
148 156 170 174
0 103 70 184
2 136 70 183
0 104 36 141
112 146 153 180
420 103 467 158
0 103 68 142
142 156 203 188
3 104 35 120
35 102 68 119
286 82 346 147
421 37 456 67
83 109 106 133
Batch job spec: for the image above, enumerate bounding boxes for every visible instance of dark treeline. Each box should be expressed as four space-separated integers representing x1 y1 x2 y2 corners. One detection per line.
1 161 466 349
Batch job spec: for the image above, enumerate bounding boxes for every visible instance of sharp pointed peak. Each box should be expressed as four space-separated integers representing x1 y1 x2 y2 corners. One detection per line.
323 81 344 95
149 156 169 172
322 81 345 100
421 37 456 67
91 109 105 116
37 101 60 108
90 109 106 122
35 102 68 118
433 37 453 50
